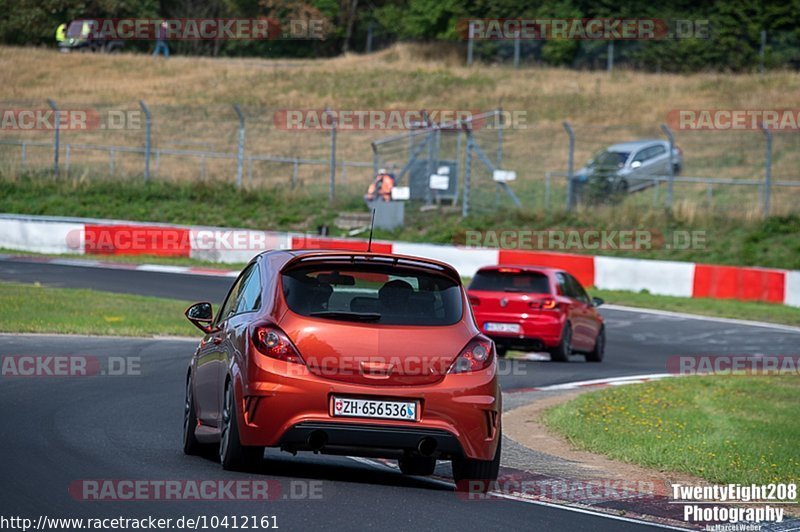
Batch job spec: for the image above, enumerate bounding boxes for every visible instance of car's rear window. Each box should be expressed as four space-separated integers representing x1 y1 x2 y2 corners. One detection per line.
469 270 551 294
281 264 463 326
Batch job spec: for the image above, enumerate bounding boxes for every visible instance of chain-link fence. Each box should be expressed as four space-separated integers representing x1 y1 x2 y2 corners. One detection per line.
0 100 377 198
2 100 799 220
466 28 800 72
540 123 800 218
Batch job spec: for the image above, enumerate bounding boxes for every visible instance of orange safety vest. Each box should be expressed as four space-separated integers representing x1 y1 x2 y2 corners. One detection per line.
367 174 394 201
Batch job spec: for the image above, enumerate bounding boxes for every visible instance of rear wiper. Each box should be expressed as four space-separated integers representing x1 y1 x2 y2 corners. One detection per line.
309 311 382 322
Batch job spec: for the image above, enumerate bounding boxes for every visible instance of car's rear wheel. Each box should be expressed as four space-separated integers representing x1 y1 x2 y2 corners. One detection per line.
549 322 572 362
183 375 204 455
585 326 605 363
452 430 501 493
220 380 264 471
398 454 436 476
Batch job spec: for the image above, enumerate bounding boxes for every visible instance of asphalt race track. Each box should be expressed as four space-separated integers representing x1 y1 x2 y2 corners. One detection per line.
2 258 799 531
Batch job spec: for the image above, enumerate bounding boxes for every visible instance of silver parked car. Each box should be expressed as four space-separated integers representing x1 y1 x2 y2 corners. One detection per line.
576 139 683 197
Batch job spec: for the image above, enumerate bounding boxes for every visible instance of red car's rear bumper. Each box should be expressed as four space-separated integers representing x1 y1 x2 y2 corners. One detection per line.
473 311 565 349
234 356 501 461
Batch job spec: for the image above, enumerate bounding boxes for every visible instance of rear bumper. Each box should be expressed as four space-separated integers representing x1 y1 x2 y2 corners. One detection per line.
278 422 464 459
473 312 564 350
235 357 501 461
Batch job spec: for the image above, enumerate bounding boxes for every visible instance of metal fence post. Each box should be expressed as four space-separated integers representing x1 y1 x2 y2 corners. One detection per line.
467 21 475 66
607 41 614 72
454 126 463 207
47 99 59 177
462 128 472 217
233 104 245 188
139 100 151 182
495 108 504 207
761 122 772 217
513 30 521 69
496 108 503 168
326 108 337 202
660 123 675 208
563 122 575 211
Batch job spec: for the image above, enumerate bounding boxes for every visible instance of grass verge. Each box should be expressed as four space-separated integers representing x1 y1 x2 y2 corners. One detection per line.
542 376 800 490
2 175 800 270
0 281 197 337
592 289 800 327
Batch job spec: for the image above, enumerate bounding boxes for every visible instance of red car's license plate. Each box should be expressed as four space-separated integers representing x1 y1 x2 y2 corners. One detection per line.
332 396 417 421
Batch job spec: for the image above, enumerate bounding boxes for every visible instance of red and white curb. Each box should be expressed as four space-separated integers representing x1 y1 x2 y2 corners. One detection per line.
1 213 798 307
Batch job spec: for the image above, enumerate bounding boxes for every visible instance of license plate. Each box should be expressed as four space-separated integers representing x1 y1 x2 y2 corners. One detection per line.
332 396 417 421
485 322 521 333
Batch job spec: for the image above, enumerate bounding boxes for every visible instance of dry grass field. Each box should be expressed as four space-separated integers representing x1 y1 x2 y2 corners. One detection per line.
1 44 800 217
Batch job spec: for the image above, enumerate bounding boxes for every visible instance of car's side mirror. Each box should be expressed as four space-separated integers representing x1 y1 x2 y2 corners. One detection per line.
185 302 215 333
630 161 642 169
592 297 605 307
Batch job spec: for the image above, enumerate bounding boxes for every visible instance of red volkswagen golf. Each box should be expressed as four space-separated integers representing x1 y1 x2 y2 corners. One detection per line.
467 266 605 362
182 250 501 486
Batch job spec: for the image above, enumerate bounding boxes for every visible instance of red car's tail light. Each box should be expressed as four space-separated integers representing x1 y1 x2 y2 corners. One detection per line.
468 296 481 306
529 297 557 310
497 267 521 273
449 335 494 374
252 326 304 364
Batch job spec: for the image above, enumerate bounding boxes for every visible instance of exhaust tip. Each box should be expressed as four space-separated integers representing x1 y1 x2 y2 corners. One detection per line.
417 437 438 457
307 430 328 451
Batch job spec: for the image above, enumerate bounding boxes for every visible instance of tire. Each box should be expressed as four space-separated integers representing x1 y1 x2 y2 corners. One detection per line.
220 380 264 471
585 326 605 363
495 346 508 358
615 179 629 194
452 429 501 493
398 455 436 476
549 322 572 362
183 374 204 455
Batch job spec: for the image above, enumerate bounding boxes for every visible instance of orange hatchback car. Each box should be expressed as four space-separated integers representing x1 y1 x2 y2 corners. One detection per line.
183 250 501 486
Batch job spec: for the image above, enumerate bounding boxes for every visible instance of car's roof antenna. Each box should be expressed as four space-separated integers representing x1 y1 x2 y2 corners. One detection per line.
367 208 376 252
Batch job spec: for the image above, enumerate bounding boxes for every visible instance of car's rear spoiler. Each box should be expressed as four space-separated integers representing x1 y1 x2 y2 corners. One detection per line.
281 251 462 284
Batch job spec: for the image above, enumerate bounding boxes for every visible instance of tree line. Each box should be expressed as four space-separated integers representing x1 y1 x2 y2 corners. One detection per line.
2 0 798 71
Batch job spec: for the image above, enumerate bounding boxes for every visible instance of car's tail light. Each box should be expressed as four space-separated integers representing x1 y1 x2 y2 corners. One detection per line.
529 297 557 310
468 296 481 306
252 326 304 364
449 335 494 373
497 267 521 273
